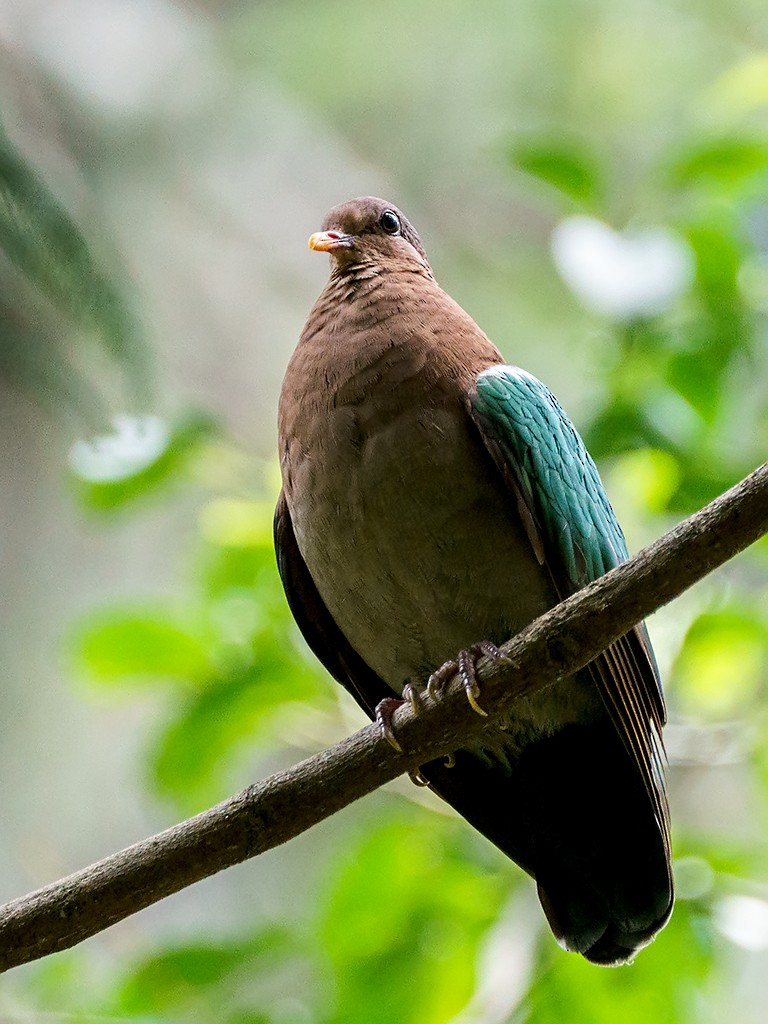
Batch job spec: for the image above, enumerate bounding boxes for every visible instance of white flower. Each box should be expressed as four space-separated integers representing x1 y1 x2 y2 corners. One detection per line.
715 895 768 951
551 215 694 320
69 415 170 483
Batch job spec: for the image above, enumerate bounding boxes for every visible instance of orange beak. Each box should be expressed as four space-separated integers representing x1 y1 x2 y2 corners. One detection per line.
308 230 353 252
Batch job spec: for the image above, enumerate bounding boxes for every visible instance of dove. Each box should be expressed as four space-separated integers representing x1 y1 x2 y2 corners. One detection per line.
274 196 672 964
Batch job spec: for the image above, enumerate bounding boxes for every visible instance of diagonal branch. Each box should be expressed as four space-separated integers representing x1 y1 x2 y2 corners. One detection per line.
0 462 766 973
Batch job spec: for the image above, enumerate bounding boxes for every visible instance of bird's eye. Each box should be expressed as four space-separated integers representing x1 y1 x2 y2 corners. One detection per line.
379 210 401 235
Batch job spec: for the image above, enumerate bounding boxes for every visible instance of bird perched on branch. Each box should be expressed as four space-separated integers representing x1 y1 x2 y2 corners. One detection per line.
274 196 673 965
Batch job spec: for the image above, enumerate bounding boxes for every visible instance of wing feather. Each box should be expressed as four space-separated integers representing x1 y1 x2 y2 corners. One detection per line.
468 365 669 841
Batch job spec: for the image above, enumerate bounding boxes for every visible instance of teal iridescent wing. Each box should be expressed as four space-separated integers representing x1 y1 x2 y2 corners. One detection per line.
469 365 669 844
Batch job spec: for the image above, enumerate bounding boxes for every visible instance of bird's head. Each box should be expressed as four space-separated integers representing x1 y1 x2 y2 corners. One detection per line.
308 196 432 275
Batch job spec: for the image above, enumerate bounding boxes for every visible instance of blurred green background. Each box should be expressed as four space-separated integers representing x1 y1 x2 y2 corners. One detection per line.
1 1 768 1021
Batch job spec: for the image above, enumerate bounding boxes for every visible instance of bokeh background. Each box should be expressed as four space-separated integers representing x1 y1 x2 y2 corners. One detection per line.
1 1 768 1021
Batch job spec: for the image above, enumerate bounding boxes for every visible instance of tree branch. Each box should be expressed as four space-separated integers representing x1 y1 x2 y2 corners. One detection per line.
1 462 766 973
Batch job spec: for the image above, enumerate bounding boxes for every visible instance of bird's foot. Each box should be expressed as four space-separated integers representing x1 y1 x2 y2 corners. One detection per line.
408 768 430 787
376 697 405 752
375 691 434 787
402 682 422 713
375 684 422 753
427 641 511 717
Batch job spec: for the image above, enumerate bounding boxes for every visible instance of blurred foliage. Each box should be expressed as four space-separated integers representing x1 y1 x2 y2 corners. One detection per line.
509 139 604 209
522 898 713 1024
4 4 768 1024
72 450 331 812
0 118 148 424
70 410 217 513
507 125 768 513
317 815 508 1024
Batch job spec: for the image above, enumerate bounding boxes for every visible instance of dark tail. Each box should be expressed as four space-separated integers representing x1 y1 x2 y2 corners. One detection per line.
421 720 673 965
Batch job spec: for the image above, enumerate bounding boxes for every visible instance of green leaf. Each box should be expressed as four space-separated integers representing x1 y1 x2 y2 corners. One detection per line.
608 448 681 514
523 899 712 1024
665 346 726 425
73 608 211 685
200 498 278 549
319 812 508 1024
673 607 768 719
669 462 748 515
508 138 602 205
150 652 325 806
585 399 672 460
70 410 217 512
202 541 278 601
682 218 745 311
117 927 294 1016
667 138 768 192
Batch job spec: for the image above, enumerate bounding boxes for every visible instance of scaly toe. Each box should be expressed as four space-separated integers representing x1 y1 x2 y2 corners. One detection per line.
375 697 405 752
458 647 489 717
477 640 512 664
402 682 423 713
427 659 457 699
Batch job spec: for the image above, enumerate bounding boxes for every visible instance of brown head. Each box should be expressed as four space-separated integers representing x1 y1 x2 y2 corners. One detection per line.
308 196 432 276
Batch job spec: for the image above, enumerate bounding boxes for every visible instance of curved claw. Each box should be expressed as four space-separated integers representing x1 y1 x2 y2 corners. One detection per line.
375 697 404 752
427 641 510 717
402 682 423 713
408 768 430 787
457 648 487 717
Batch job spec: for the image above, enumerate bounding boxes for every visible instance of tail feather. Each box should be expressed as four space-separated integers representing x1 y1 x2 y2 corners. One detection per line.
421 720 673 965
